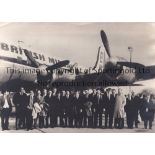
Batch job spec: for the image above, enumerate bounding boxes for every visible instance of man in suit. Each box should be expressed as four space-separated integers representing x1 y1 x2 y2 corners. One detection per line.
125 93 135 129
104 88 116 128
132 92 141 128
50 88 57 127
109 89 116 128
61 90 66 127
55 91 63 127
0 91 12 131
90 89 97 128
44 90 52 128
93 89 104 128
73 91 83 128
104 88 111 128
26 90 34 131
13 87 28 130
64 91 73 127
82 90 93 128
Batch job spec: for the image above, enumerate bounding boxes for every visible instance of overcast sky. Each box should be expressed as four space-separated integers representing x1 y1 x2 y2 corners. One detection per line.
0 22 155 68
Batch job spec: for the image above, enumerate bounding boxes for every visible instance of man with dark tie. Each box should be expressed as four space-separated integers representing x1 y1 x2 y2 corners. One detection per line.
104 88 112 128
0 91 12 131
82 90 93 128
93 89 104 128
26 90 34 131
90 89 97 128
64 91 73 127
13 87 28 130
50 88 57 127
61 90 66 127
109 89 116 128
132 92 141 128
55 91 63 127
73 91 83 128
44 90 52 128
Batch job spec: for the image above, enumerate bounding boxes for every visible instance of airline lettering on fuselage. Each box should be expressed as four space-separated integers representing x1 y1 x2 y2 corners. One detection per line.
1 43 23 55
48 57 59 64
0 42 61 64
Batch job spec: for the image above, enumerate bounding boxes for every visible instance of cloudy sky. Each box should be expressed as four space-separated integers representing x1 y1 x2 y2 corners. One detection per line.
0 22 155 68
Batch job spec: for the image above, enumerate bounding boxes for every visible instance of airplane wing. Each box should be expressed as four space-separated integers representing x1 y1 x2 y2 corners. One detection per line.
74 62 155 88
117 61 155 81
117 61 145 69
74 71 129 88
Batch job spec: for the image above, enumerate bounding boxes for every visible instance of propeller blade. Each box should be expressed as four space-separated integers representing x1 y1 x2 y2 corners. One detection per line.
46 60 70 71
117 61 145 68
100 30 111 58
23 49 39 68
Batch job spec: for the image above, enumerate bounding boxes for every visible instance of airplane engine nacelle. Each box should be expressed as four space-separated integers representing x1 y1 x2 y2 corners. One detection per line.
104 57 123 79
104 57 136 84
36 65 48 77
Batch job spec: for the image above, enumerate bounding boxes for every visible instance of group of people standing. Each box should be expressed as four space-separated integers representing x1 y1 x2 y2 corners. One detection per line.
0 87 155 131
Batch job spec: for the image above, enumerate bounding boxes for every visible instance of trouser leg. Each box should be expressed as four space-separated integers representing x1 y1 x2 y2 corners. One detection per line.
60 113 64 126
50 113 53 127
45 113 49 127
4 109 10 129
1 109 5 130
118 118 122 129
33 117 38 128
21 111 26 128
130 115 134 128
109 113 114 128
134 113 138 128
83 115 87 127
79 114 83 127
105 111 108 128
74 115 78 127
26 110 33 130
69 115 73 127
121 118 124 129
88 116 93 128
64 115 68 127
94 113 98 127
39 116 41 128
99 113 102 127
144 119 148 129
149 119 152 129
41 117 44 128
114 118 118 128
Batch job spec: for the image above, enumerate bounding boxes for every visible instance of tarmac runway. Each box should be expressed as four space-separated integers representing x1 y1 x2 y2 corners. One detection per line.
0 117 155 133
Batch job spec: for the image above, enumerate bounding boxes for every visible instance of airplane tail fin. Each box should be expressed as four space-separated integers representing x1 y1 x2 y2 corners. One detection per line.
93 46 105 70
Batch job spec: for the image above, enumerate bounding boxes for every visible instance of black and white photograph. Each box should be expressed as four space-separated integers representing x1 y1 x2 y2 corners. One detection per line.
0 22 155 133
